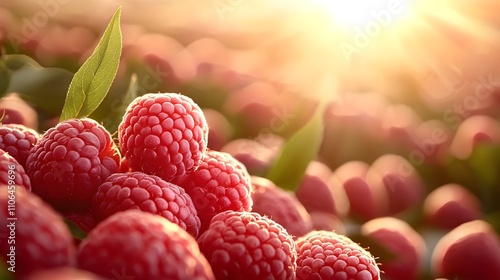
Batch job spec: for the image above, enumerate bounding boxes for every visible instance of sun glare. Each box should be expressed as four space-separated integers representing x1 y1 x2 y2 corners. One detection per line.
314 0 414 29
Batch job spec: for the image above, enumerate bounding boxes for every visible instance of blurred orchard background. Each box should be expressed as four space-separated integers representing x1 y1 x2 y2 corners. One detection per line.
1 0 500 279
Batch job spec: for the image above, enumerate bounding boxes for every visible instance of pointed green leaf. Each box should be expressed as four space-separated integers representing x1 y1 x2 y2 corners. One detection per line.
60 6 122 121
89 72 136 133
266 104 325 191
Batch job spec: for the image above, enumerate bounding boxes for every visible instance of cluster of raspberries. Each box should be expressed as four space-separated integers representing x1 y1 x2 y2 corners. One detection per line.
0 93 380 279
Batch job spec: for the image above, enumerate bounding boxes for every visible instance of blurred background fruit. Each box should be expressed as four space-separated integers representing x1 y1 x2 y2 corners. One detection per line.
2 0 500 278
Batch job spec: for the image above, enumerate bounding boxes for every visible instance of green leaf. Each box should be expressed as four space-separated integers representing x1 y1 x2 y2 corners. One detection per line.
64 218 88 240
3 54 42 70
121 72 139 111
266 103 325 191
0 261 14 279
60 6 122 121
0 59 11 98
89 71 136 134
7 67 74 115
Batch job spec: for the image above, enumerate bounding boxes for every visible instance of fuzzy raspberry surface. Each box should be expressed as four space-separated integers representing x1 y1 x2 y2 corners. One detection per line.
0 149 31 191
174 150 252 234
0 123 40 167
92 171 200 237
118 93 208 182
26 118 120 212
295 230 380 280
77 209 215 280
251 176 312 238
0 189 75 276
197 210 297 280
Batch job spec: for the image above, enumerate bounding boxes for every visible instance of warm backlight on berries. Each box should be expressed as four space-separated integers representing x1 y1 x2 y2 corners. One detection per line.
314 0 414 29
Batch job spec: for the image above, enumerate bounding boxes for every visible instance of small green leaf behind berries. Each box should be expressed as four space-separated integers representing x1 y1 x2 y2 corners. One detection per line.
60 6 123 121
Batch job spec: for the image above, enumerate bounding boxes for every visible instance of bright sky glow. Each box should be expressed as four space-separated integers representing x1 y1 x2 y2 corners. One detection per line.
313 0 414 28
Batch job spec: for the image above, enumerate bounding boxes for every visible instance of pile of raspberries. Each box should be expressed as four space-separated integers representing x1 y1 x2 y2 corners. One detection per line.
0 93 380 280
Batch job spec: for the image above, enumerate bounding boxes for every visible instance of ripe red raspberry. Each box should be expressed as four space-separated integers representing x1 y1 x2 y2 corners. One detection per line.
197 210 297 280
296 161 349 217
361 217 426 280
77 209 215 280
26 118 121 212
366 154 425 216
23 267 105 280
0 188 75 277
431 220 500 280
295 161 336 214
295 230 381 280
331 161 387 221
118 93 208 182
174 150 252 234
0 93 39 130
309 212 346 234
221 138 277 176
423 184 482 230
0 123 40 166
0 149 31 191
251 176 312 238
63 211 97 235
92 172 201 237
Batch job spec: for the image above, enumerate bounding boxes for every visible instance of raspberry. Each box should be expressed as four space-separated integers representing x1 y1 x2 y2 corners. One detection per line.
174 150 252 233
118 93 208 182
251 176 312 238
0 188 75 276
309 212 346 234
0 93 39 130
63 211 97 235
331 161 387 221
92 172 200 237
431 220 500 280
197 210 297 280
296 161 347 216
77 209 215 280
221 138 277 176
366 154 425 215
203 108 232 151
0 149 31 191
26 118 121 212
0 123 40 167
450 115 500 160
361 217 426 280
295 230 381 280
23 267 105 280
423 183 482 230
